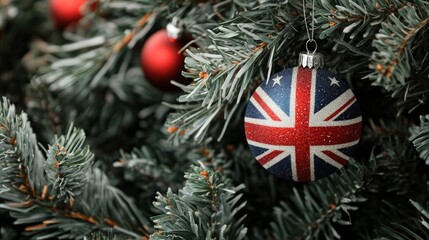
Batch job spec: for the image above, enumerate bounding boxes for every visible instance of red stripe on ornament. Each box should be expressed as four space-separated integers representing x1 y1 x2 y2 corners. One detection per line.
253 91 282 121
324 96 356 121
257 150 283 166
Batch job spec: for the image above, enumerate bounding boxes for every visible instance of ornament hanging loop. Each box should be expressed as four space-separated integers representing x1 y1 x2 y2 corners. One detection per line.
305 39 317 54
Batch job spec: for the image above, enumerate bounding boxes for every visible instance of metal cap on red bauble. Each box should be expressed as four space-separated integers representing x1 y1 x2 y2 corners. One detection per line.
140 19 191 92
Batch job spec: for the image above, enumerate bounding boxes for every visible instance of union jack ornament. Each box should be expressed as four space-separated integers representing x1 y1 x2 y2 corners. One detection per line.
245 54 362 182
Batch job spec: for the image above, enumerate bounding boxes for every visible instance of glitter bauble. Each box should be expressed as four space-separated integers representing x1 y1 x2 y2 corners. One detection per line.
244 67 362 182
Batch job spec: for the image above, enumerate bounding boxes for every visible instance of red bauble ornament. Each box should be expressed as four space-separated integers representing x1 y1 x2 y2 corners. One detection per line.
50 0 96 29
140 29 190 92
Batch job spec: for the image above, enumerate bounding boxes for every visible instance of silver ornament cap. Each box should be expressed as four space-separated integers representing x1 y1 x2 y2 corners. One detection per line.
298 52 324 69
166 17 184 40
166 23 183 40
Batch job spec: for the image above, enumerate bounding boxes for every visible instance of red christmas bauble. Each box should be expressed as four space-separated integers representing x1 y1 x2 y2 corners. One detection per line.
140 29 190 92
50 0 96 29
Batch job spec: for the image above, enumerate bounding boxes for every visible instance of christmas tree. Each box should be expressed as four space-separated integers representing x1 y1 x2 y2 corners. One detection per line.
1 0 429 239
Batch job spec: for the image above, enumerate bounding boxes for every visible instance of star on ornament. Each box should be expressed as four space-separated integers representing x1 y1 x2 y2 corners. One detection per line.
272 75 283 86
329 77 340 86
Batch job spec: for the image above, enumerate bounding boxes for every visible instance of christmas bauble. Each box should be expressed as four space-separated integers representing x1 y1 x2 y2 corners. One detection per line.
140 29 190 92
50 0 96 29
244 67 362 182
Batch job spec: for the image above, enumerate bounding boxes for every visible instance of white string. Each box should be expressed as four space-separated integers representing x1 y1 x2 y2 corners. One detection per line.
311 0 315 40
302 0 317 53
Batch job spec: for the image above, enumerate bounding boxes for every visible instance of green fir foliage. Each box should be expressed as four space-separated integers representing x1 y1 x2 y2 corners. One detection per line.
44 125 94 204
365 119 425 195
1 0 429 239
270 160 366 240
114 145 188 210
410 115 429 164
0 98 150 239
368 2 428 88
316 0 405 46
150 165 247 240
374 200 429 240
166 1 300 143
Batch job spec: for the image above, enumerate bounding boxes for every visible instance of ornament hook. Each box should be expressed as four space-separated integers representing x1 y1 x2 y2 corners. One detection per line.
299 0 323 69
305 39 317 54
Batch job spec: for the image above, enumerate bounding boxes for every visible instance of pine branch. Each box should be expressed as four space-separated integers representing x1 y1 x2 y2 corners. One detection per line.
26 7 163 149
364 118 424 195
44 124 94 205
270 160 366 240
209 144 300 238
374 200 429 240
0 98 151 239
316 0 407 46
117 146 178 185
390 75 429 115
355 117 429 238
150 165 247 240
367 3 429 89
411 200 429 232
410 115 429 165
114 144 189 205
166 2 300 143
0 97 46 200
2 168 150 239
87 230 119 240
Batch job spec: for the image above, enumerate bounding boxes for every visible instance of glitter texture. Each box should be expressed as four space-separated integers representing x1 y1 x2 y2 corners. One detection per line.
244 67 362 182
